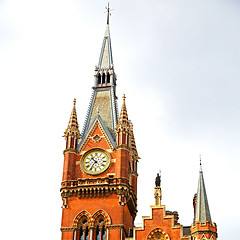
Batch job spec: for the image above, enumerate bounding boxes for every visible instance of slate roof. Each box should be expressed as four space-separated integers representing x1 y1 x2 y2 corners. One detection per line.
194 165 212 223
81 15 118 142
98 22 113 70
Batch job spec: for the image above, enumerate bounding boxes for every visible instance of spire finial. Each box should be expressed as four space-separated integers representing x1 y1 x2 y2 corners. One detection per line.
199 154 202 172
123 94 126 101
97 106 100 115
105 2 114 25
73 98 76 107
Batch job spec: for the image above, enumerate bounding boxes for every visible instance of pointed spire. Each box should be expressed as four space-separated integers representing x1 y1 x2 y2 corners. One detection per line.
129 120 139 158
194 161 212 223
115 95 130 146
98 4 113 70
64 99 81 139
118 94 129 125
81 4 118 145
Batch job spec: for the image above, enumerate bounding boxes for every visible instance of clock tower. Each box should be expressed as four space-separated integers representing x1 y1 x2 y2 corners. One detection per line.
60 6 139 240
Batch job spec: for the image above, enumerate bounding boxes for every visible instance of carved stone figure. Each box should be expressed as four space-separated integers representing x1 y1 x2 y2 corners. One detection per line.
155 173 161 187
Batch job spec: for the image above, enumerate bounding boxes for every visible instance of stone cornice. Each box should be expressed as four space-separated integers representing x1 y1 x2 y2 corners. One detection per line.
191 230 218 237
115 145 130 151
60 227 76 232
63 148 79 154
60 177 137 218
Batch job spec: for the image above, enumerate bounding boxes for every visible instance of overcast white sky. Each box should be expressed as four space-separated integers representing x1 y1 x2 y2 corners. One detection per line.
0 1 239 239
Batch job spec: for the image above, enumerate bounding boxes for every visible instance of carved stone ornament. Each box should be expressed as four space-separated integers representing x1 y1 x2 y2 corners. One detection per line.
93 134 101 143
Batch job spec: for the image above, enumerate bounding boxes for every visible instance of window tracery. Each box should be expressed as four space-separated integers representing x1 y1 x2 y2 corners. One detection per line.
94 215 106 240
73 210 110 240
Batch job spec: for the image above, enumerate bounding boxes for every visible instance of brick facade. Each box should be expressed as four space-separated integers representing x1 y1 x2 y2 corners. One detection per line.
60 8 217 240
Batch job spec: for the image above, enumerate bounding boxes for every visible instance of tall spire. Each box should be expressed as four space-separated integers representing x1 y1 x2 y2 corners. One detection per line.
194 162 212 223
97 3 113 70
80 5 118 144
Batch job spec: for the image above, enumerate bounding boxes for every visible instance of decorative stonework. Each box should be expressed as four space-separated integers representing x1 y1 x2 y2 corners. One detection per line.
73 210 92 227
154 187 162 206
79 119 115 152
60 176 137 218
61 227 76 232
147 228 170 240
63 148 79 154
73 209 111 228
93 134 101 142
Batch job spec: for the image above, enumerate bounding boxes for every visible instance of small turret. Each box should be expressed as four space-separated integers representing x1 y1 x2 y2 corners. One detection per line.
63 99 81 152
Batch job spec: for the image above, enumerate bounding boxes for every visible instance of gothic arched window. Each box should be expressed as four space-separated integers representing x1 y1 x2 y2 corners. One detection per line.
94 216 106 240
75 216 90 240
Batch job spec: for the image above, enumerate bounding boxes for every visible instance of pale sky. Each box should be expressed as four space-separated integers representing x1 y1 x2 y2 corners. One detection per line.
0 1 240 239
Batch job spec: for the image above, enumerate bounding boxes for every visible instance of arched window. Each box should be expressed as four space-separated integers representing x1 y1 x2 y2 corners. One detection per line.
107 73 110 83
97 73 101 84
94 216 106 240
102 73 105 84
75 216 90 240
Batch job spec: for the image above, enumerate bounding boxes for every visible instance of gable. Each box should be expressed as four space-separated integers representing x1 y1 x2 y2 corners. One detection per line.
78 116 116 153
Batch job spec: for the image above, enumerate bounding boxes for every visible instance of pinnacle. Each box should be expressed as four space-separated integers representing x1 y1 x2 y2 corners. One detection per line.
129 121 138 157
64 99 80 139
118 94 129 125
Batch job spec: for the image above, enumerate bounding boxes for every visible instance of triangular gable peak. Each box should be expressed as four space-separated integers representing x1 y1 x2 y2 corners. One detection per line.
78 115 116 153
200 233 208 240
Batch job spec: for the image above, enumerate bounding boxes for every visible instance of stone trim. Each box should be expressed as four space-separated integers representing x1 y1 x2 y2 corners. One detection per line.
60 227 76 232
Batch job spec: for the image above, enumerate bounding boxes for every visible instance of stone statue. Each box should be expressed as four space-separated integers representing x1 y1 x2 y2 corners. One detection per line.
155 173 161 187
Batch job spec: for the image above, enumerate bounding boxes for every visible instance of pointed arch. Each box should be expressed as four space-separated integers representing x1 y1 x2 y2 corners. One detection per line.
73 210 92 227
147 228 170 240
200 234 209 240
92 209 111 225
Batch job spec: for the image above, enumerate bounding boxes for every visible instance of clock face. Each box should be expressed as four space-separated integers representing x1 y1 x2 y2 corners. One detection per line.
82 150 110 175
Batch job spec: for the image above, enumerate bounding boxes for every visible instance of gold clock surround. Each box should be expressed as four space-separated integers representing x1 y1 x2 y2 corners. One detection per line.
81 148 111 175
